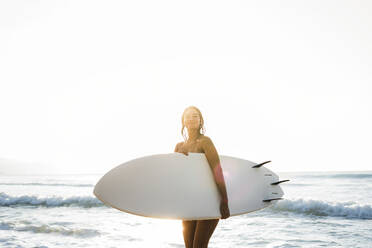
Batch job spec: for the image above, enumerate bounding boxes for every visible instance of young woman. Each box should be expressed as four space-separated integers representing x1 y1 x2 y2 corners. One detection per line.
174 106 230 248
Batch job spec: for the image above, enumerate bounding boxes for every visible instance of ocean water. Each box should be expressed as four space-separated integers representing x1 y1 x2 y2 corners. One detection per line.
1 171 371 248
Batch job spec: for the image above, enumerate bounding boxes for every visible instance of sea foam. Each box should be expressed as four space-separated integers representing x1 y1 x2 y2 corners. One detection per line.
0 220 100 237
0 192 103 208
270 198 372 219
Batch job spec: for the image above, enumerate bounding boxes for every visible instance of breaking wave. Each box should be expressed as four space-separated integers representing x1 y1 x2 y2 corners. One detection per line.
2 192 371 220
0 192 103 208
270 198 372 219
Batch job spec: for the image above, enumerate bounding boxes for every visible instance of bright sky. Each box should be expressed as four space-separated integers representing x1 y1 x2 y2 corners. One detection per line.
1 0 371 174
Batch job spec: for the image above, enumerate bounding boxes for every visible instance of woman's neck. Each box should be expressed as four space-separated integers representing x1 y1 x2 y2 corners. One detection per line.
187 129 202 142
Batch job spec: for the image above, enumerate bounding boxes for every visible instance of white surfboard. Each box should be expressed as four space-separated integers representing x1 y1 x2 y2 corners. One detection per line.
93 152 287 220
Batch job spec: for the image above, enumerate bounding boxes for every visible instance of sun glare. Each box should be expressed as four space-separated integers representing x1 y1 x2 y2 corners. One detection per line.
139 218 183 246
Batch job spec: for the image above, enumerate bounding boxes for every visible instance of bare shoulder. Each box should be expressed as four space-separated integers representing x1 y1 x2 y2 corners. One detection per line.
200 135 212 142
199 135 214 148
199 135 219 158
174 141 184 152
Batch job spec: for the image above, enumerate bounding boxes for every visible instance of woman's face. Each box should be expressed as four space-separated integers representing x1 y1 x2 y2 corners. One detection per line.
183 108 201 130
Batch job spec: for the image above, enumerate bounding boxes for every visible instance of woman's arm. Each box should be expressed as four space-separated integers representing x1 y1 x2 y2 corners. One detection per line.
200 137 228 203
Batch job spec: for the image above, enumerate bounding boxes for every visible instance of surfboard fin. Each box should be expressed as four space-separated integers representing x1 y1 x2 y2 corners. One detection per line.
252 160 271 168
271 180 290 185
263 197 283 202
